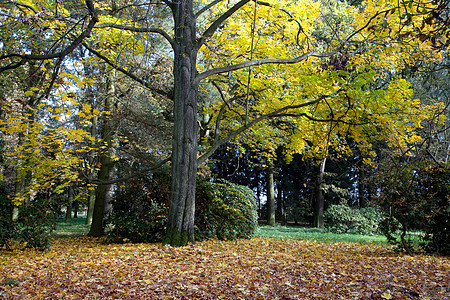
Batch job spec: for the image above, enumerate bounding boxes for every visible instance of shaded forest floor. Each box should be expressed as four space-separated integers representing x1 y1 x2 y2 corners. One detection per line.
1 237 449 299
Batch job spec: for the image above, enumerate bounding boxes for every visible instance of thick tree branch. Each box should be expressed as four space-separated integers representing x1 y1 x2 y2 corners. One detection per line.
196 0 251 49
195 0 224 19
7 0 37 13
195 51 333 83
0 0 98 73
197 97 326 165
95 23 174 48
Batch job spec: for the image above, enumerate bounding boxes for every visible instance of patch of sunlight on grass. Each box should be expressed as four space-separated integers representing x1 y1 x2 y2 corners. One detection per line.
255 225 388 244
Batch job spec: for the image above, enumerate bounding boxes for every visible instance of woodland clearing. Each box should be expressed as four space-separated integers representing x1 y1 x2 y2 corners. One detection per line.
1 237 449 299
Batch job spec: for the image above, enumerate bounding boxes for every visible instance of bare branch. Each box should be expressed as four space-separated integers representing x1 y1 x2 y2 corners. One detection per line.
0 0 99 73
7 0 37 13
195 51 333 83
196 0 251 49
197 97 326 165
195 0 224 19
95 23 174 48
344 8 393 43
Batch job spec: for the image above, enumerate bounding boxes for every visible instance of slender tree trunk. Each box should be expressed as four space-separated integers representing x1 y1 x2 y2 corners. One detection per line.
281 175 287 225
256 180 261 218
65 187 73 223
313 158 326 228
266 159 276 226
163 0 199 246
85 114 98 226
88 71 116 237
73 201 79 218
358 161 367 208
12 179 24 221
83 51 98 226
65 202 72 222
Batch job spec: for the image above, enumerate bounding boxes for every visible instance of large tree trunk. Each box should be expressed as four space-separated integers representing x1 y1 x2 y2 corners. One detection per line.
358 160 367 208
85 112 98 226
313 158 326 228
163 0 199 246
266 159 276 226
65 186 74 223
86 191 95 225
88 71 116 237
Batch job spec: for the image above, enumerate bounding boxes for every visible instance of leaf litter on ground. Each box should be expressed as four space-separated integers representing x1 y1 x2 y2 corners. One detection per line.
0 237 449 299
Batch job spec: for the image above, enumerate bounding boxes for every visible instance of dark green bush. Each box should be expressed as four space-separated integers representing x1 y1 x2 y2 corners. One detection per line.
107 174 258 243
377 163 449 255
0 183 54 250
324 204 383 235
360 206 385 234
16 199 55 250
196 179 258 241
0 184 16 248
106 172 170 243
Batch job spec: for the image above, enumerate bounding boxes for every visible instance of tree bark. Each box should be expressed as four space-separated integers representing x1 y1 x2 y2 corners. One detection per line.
73 201 79 218
86 189 95 225
85 60 98 226
313 158 326 228
266 159 276 226
163 0 199 246
88 70 116 237
65 186 74 223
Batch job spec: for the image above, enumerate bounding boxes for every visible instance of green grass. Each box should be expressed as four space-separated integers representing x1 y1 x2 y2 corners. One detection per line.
52 217 90 238
256 225 388 244
52 218 388 245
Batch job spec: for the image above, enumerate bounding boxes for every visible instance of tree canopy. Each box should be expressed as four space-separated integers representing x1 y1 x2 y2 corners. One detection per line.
0 0 447 246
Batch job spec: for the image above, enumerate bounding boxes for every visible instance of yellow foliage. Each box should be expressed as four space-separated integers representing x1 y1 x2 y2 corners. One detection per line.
199 0 444 162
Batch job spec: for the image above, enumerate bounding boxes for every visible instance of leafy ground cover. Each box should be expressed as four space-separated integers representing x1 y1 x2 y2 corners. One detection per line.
1 236 449 299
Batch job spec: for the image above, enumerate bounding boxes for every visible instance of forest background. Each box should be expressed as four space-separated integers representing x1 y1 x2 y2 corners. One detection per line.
0 0 448 254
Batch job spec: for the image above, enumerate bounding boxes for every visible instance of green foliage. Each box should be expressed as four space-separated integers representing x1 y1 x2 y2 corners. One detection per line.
378 163 449 255
107 177 258 243
106 173 170 243
0 183 16 248
360 207 386 234
196 179 258 241
256 225 388 244
0 183 54 250
324 204 384 235
16 200 55 250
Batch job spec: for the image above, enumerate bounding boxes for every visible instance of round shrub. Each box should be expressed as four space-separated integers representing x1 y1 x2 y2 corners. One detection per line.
196 179 258 241
324 204 383 235
360 206 385 234
16 199 55 250
0 181 54 251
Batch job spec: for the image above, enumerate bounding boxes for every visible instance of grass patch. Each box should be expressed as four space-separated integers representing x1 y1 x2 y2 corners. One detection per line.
1 278 20 286
52 217 90 238
256 225 388 244
52 219 388 244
